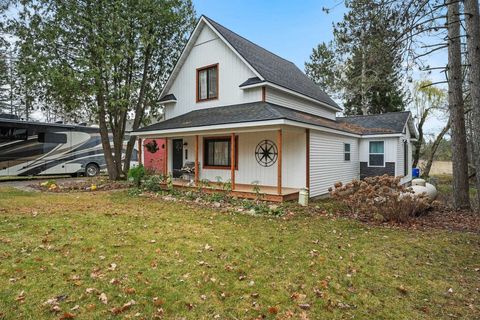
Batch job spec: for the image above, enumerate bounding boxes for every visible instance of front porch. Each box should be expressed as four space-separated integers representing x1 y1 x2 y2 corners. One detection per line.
163 179 300 202
137 124 310 202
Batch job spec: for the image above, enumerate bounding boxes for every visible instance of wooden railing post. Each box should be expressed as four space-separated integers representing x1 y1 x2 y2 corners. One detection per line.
277 129 282 195
231 133 235 191
164 138 168 175
195 135 199 185
138 138 142 165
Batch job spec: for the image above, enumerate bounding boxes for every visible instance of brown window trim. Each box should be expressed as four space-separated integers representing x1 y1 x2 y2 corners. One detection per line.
202 135 238 170
196 63 219 102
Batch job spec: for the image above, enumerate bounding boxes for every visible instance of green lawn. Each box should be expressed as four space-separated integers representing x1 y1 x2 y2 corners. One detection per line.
0 187 478 319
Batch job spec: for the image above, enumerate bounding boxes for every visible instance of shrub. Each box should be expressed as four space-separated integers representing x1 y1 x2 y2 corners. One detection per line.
128 165 146 187
328 175 430 223
144 175 164 192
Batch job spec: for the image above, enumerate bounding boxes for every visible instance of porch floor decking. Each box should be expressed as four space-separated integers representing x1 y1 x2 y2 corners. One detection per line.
163 179 300 202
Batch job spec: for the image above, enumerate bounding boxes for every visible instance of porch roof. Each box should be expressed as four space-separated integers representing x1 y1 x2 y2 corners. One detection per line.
134 102 366 135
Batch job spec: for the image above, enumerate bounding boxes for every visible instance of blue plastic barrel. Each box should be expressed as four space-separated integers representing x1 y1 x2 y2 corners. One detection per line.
412 167 420 178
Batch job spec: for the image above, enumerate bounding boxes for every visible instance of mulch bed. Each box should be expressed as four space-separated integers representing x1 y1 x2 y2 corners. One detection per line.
333 204 480 233
411 207 480 233
30 179 132 193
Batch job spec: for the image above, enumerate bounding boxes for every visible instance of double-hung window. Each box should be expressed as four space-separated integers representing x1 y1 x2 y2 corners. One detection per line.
369 141 384 167
344 143 351 161
203 136 238 169
197 64 218 102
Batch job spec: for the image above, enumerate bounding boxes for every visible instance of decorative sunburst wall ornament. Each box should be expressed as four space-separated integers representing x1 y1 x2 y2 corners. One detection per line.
255 140 278 167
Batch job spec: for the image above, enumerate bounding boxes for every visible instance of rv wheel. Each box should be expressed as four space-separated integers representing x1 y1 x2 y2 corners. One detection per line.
85 163 100 177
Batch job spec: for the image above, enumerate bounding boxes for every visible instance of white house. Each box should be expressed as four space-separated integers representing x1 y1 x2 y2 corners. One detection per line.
134 16 417 201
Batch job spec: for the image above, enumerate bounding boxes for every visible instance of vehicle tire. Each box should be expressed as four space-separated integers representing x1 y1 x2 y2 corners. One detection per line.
85 163 100 177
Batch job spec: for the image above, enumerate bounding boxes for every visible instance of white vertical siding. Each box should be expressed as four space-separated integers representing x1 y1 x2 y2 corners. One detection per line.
166 129 306 189
283 129 306 188
164 24 262 120
396 137 404 177
265 87 337 120
309 130 359 197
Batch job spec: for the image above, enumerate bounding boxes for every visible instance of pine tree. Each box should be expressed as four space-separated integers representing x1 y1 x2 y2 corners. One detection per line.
306 0 406 115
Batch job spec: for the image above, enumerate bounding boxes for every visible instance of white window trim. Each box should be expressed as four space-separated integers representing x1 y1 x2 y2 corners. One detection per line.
344 143 351 161
368 140 385 167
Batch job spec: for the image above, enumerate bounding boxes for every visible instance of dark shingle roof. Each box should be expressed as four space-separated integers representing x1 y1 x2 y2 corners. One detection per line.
338 112 412 135
159 94 177 102
203 16 340 110
239 77 264 87
135 102 368 134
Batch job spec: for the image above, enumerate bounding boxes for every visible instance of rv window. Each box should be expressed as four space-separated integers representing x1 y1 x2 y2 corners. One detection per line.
38 132 67 144
0 128 27 141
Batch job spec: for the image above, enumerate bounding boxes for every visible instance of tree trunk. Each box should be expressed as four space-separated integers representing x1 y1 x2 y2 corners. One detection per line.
412 108 429 168
95 77 119 180
465 0 480 210
447 0 471 209
423 121 450 177
123 46 152 176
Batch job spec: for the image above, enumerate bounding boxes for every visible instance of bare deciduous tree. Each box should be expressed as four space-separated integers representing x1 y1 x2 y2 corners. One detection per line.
446 0 470 209
464 0 480 210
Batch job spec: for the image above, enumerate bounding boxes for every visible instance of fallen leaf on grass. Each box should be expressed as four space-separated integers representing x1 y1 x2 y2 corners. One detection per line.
124 287 136 294
319 279 329 289
99 293 108 304
110 300 135 315
108 263 117 271
290 293 307 302
397 285 408 295
153 297 164 306
86 304 96 311
59 312 75 319
268 306 279 314
153 308 164 318
298 303 311 310
15 291 25 302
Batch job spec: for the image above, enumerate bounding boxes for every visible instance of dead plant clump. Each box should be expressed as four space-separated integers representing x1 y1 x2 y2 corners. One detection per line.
328 175 431 223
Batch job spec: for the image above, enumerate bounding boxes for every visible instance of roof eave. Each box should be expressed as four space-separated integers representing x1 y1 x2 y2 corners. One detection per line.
240 81 341 112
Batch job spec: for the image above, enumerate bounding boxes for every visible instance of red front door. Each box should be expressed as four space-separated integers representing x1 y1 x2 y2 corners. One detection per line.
143 138 166 174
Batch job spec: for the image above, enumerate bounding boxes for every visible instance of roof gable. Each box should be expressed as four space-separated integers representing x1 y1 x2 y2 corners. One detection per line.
204 17 339 110
159 17 261 98
160 16 339 110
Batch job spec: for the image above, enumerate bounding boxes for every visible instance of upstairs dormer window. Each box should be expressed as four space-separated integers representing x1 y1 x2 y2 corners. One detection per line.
197 64 218 102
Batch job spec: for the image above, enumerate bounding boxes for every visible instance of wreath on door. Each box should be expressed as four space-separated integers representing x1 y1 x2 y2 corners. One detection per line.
145 140 159 153
255 140 278 167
